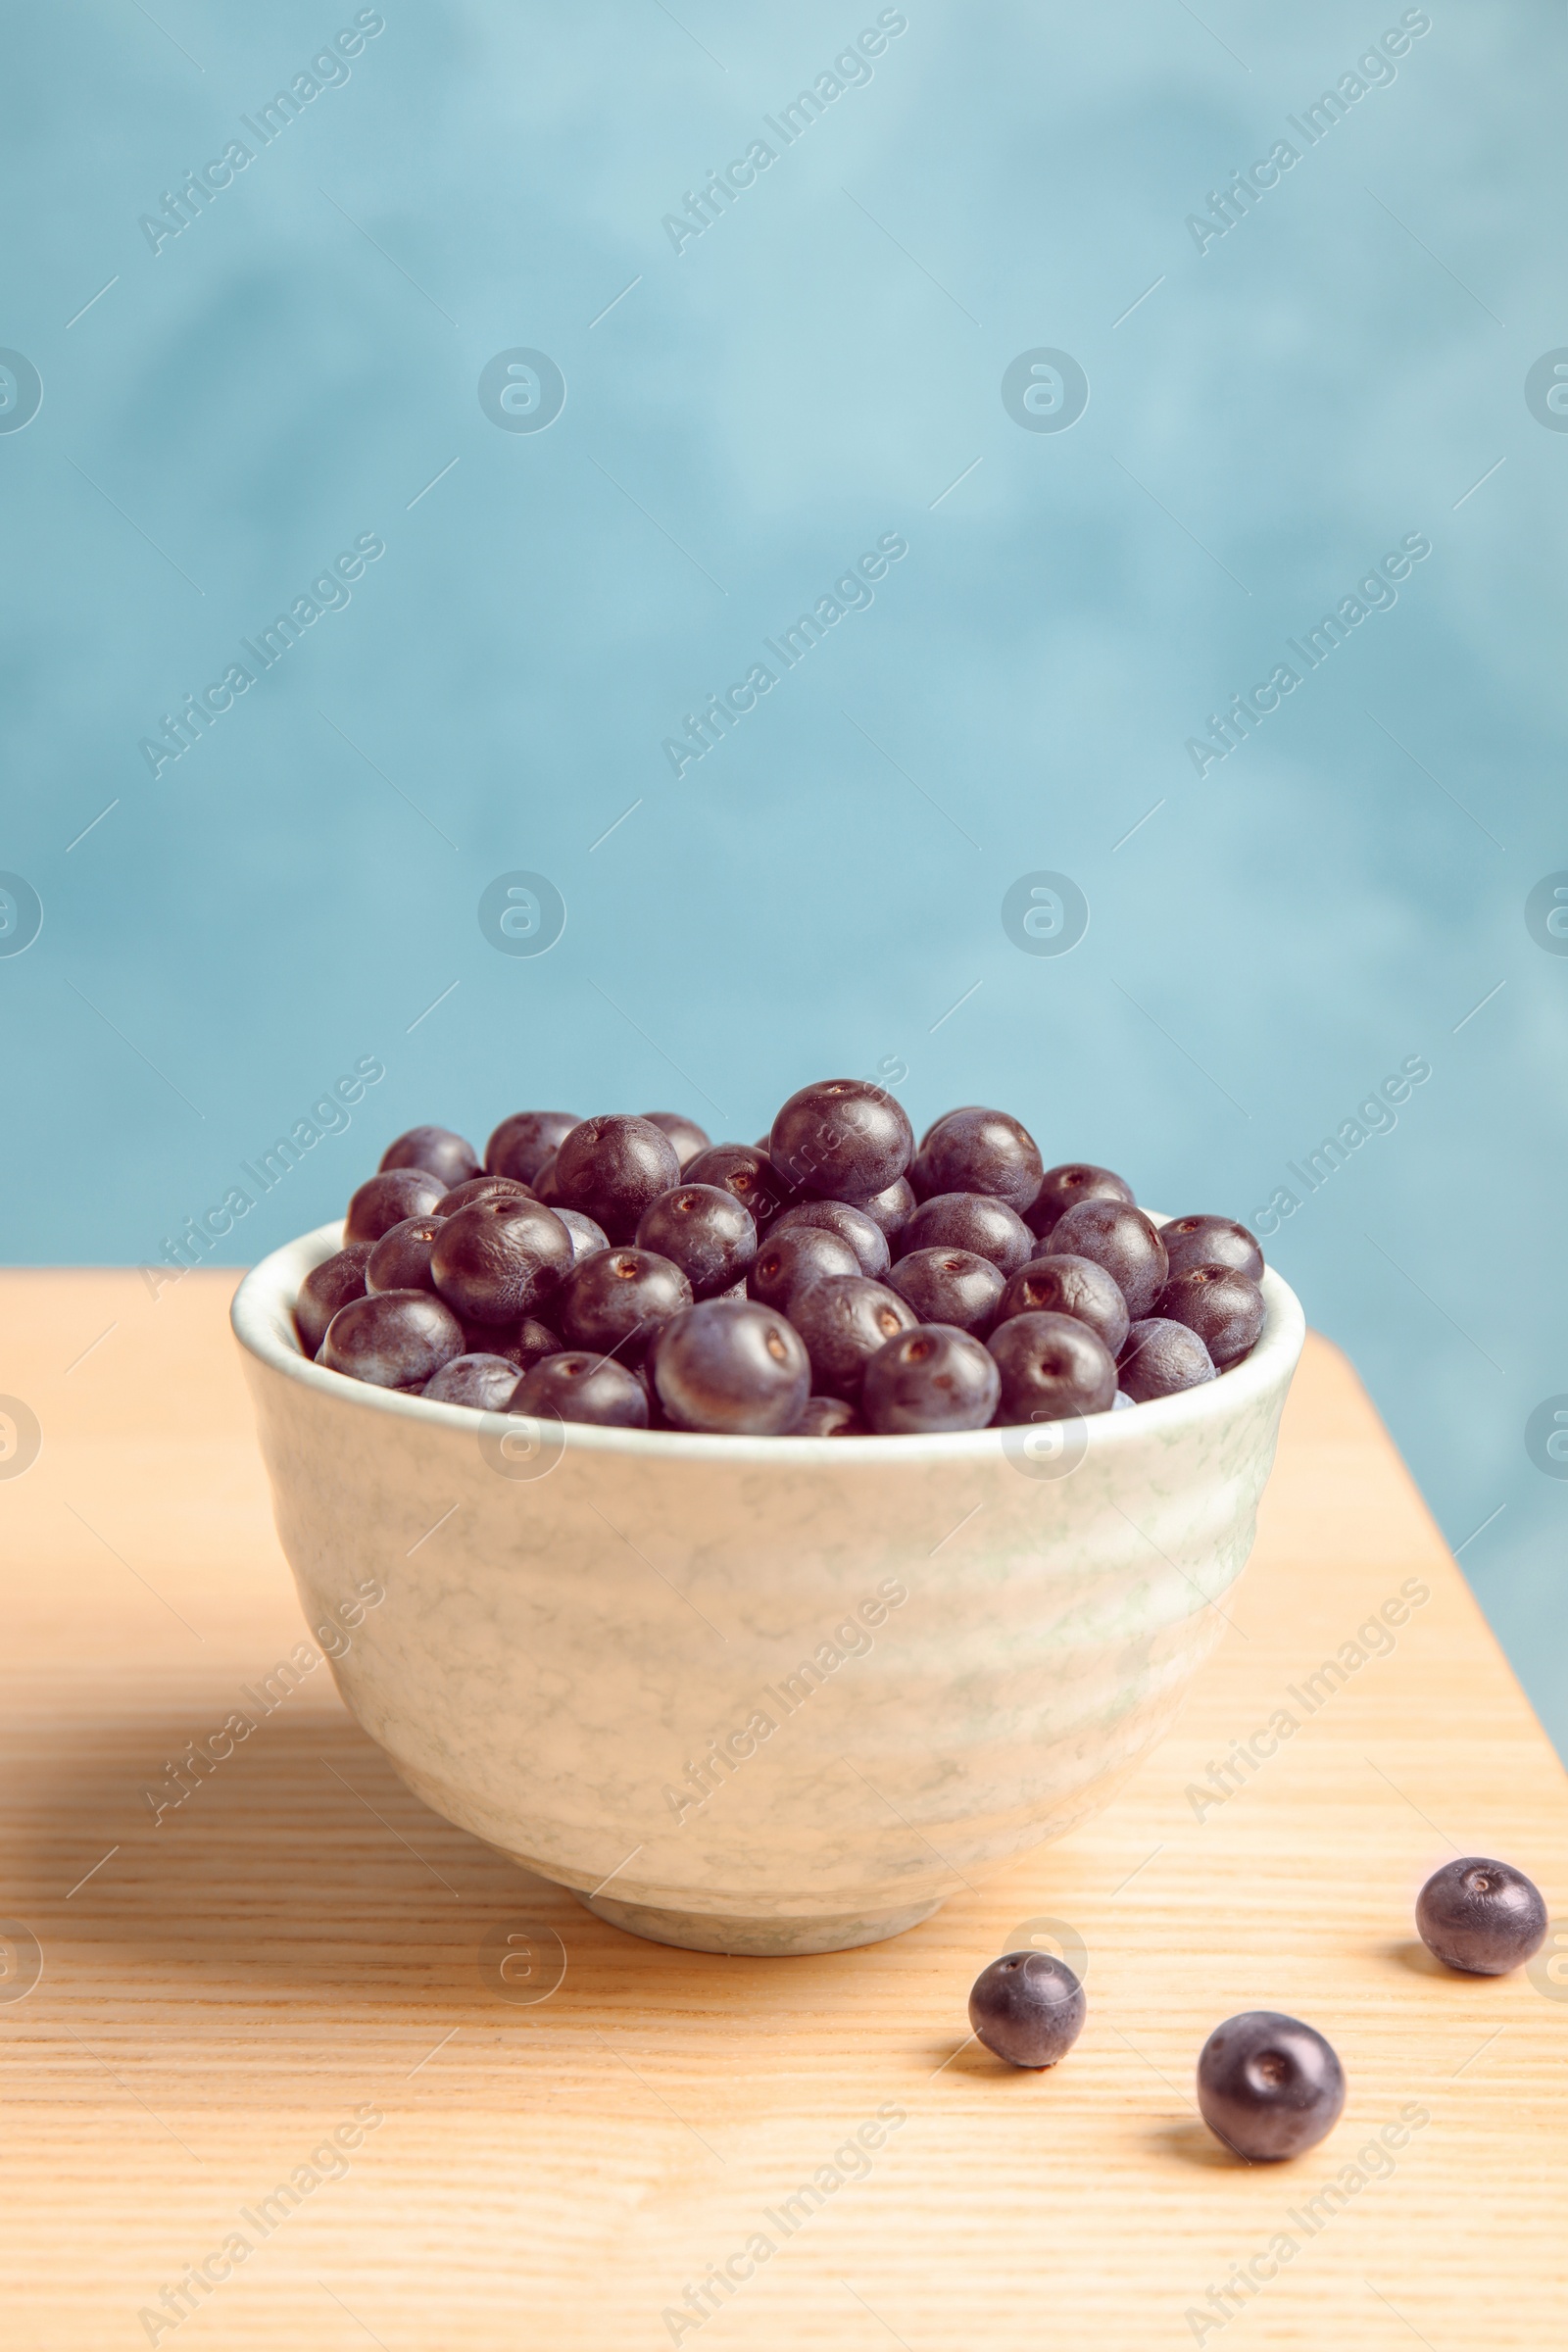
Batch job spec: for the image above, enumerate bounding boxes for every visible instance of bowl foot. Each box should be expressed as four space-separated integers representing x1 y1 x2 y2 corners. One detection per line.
576 1891 945 1956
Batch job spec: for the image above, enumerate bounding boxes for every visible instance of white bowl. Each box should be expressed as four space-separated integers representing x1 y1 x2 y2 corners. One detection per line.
231 1220 1304 1955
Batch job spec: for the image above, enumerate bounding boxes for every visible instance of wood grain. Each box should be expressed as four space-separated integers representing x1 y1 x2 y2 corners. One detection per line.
1 1268 1564 2349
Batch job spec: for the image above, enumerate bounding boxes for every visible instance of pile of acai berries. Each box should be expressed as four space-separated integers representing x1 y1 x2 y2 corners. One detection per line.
294 1081 1268 1437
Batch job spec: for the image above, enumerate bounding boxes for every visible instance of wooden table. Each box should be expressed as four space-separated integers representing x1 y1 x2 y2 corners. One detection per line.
2 1270 1564 2350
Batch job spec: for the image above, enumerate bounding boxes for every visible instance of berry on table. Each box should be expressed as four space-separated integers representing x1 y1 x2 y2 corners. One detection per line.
345 1167 449 1244
429 1198 574 1324
1044 1198 1167 1318
1025 1162 1135 1241
552 1114 682 1242
319 1290 465 1391
988 1311 1117 1424
994 1253 1129 1358
651 1298 810 1434
378 1125 481 1190
884 1247 1005 1338
861 1324 1001 1435
910 1107 1044 1213
1196 2012 1345 2161
768 1079 913 1203
1415 1857 1548 1975
968 1951 1086 2069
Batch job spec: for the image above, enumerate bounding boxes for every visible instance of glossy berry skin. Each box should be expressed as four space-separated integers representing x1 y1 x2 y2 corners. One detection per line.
1156 1265 1264 1368
862 1324 1001 1435
785 1276 916 1400
367 1216 445 1296
463 1315 562 1371
1025 1161 1135 1242
555 1207 611 1264
637 1183 758 1298
768 1079 914 1204
1415 1857 1548 1975
345 1167 449 1243
749 1225 861 1311
296 1244 373 1357
422 1352 521 1411
641 1111 710 1168
910 1106 1044 1214
770 1198 891 1279
682 1144 789 1234
787 1396 865 1437
857 1174 917 1241
1045 1199 1168 1319
651 1298 811 1435
556 1247 693 1364
429 1198 573 1324
995 1253 1130 1358
1197 2012 1346 2162
552 1115 682 1243
319 1289 465 1391
378 1124 481 1190
434 1175 534 1216
1118 1318 1216 1402
988 1311 1117 1426
530 1151 563 1204
1160 1213 1264 1285
968 1951 1086 2070
900 1193 1035 1276
484 1110 580 1185
511 1350 649 1429
884 1247 1005 1339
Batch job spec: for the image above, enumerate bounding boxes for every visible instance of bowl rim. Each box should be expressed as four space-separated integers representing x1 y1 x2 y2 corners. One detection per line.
231 1214 1306 1469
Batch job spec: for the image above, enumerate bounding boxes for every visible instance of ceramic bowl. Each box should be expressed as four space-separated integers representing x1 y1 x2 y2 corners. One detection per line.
231 1219 1304 1955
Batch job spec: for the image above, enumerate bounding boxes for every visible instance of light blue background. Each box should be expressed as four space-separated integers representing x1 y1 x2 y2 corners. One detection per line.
3 4 1565 1746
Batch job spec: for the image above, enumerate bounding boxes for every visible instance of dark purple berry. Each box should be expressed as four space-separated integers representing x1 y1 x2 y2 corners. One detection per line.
422 1353 521 1410
296 1244 373 1357
429 1198 573 1324
900 1193 1035 1275
367 1215 445 1296
319 1290 465 1391
1045 1199 1167 1319
511 1351 649 1429
785 1276 916 1400
682 1144 789 1234
988 1312 1116 1425
462 1315 562 1371
1118 1318 1216 1401
1025 1162 1135 1241
555 1207 610 1264
770 1198 890 1278
433 1175 535 1216
968 1951 1086 2070
787 1396 865 1437
641 1111 710 1168
345 1167 448 1243
994 1254 1129 1358
749 1225 861 1311
1197 2012 1346 2162
556 1247 693 1363
768 1079 913 1203
651 1298 810 1435
1415 1857 1548 1975
884 1247 1005 1338
552 1115 681 1243
1156 1265 1264 1368
1160 1213 1264 1285
862 1324 1001 1435
485 1110 580 1185
918 1106 984 1147
636 1184 758 1298
857 1174 917 1241
378 1124 481 1190
910 1106 1044 1213
531 1150 563 1204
